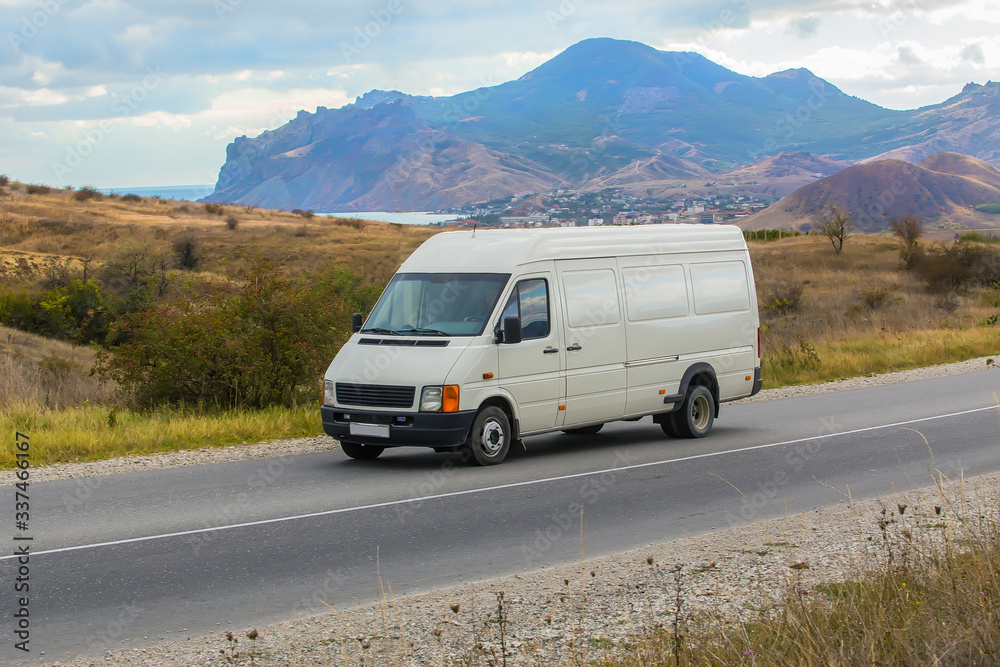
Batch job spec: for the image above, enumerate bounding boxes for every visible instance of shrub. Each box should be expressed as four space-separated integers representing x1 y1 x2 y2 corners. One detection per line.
25 184 51 195
0 280 112 344
916 241 1000 292
743 229 802 242
172 235 199 270
0 174 9 186
225 215 239 230
890 213 923 270
301 209 315 219
121 193 142 203
203 202 225 215
73 186 103 202
98 263 374 408
333 217 366 230
858 285 895 310
934 293 962 313
762 281 804 316
974 203 1000 214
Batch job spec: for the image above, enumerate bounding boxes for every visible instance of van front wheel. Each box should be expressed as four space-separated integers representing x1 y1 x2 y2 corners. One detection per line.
463 406 511 466
672 385 715 438
340 441 384 460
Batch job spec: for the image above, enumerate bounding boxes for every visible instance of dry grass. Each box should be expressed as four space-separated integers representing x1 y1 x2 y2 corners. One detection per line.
0 185 438 286
752 235 1000 387
0 401 320 468
0 325 113 408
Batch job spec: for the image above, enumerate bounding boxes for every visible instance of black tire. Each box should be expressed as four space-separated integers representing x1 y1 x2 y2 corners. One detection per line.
562 424 604 435
673 385 715 438
659 414 681 438
340 441 384 460
462 406 511 466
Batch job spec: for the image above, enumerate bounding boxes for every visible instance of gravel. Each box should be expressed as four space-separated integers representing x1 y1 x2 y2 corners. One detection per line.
32 355 1000 665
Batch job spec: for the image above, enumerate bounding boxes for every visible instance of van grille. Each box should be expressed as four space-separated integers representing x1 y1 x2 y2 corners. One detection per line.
336 383 415 409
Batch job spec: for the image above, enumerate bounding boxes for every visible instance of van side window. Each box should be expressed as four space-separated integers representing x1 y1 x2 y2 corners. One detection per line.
562 269 621 328
622 265 689 321
500 279 550 340
690 262 751 315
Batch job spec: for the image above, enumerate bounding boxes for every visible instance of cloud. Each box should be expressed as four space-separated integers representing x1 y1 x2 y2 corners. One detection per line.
788 16 820 38
961 42 986 64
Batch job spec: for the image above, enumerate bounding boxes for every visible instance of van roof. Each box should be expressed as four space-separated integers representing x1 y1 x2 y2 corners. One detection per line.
399 224 749 273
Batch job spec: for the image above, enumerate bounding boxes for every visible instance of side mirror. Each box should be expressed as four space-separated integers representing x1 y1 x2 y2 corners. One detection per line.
502 315 522 345
352 312 363 333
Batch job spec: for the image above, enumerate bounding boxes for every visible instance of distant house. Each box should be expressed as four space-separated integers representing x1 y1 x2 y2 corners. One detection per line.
699 213 724 224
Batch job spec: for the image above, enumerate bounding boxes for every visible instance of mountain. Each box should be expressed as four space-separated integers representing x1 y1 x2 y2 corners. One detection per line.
204 38 1000 212
743 152 1000 231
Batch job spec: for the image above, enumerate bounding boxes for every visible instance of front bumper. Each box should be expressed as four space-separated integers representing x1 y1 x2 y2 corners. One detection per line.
321 406 477 448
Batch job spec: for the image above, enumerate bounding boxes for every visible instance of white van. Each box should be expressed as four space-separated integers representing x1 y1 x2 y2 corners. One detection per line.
322 225 761 465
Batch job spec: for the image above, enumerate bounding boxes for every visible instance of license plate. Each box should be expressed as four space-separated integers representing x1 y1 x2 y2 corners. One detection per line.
349 423 390 438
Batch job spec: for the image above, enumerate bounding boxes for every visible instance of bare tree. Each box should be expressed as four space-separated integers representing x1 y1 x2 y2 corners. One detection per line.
813 204 854 255
890 213 923 270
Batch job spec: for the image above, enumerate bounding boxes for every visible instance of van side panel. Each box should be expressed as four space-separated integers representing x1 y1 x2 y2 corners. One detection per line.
619 252 757 413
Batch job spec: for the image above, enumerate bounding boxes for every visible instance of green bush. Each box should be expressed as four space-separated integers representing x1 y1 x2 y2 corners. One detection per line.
743 229 801 242
98 263 377 408
974 203 1000 214
0 280 111 344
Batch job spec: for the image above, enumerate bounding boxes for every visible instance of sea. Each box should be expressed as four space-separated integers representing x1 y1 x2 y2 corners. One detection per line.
99 186 459 225
100 184 216 201
321 211 461 225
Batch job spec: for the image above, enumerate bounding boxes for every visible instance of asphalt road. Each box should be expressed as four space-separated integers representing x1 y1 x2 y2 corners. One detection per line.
3 369 1000 663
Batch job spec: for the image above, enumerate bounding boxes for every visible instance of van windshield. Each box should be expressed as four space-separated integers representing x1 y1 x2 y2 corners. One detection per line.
363 273 510 336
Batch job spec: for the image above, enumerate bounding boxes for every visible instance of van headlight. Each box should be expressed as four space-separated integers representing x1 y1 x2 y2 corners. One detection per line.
420 385 459 412
324 380 335 407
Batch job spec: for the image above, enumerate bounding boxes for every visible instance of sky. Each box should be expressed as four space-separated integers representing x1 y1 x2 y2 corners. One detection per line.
1 0 998 189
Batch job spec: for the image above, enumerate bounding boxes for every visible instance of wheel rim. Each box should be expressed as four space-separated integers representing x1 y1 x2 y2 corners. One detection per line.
479 418 505 457
691 394 711 431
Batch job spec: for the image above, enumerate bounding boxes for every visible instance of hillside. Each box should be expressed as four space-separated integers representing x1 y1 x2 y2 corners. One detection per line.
0 182 438 287
742 152 1000 231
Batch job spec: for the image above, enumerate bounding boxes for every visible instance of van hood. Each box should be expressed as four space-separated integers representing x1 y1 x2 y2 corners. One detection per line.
326 335 474 389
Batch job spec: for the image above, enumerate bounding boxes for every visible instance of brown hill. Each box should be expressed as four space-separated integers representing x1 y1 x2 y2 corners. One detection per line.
716 152 851 196
918 152 1000 190
742 152 1000 231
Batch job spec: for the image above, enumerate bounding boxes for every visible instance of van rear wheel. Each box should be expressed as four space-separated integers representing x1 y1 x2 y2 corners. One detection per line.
463 406 511 466
340 441 384 460
672 385 715 438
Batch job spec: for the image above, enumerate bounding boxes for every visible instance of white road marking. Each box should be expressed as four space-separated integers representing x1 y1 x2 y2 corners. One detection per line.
3 404 995 561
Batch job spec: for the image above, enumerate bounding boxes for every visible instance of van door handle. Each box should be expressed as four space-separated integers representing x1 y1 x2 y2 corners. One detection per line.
543 347 559 354
566 344 582 351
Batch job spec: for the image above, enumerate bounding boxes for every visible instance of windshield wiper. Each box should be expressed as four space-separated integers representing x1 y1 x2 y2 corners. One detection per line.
398 327 449 336
360 327 402 336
